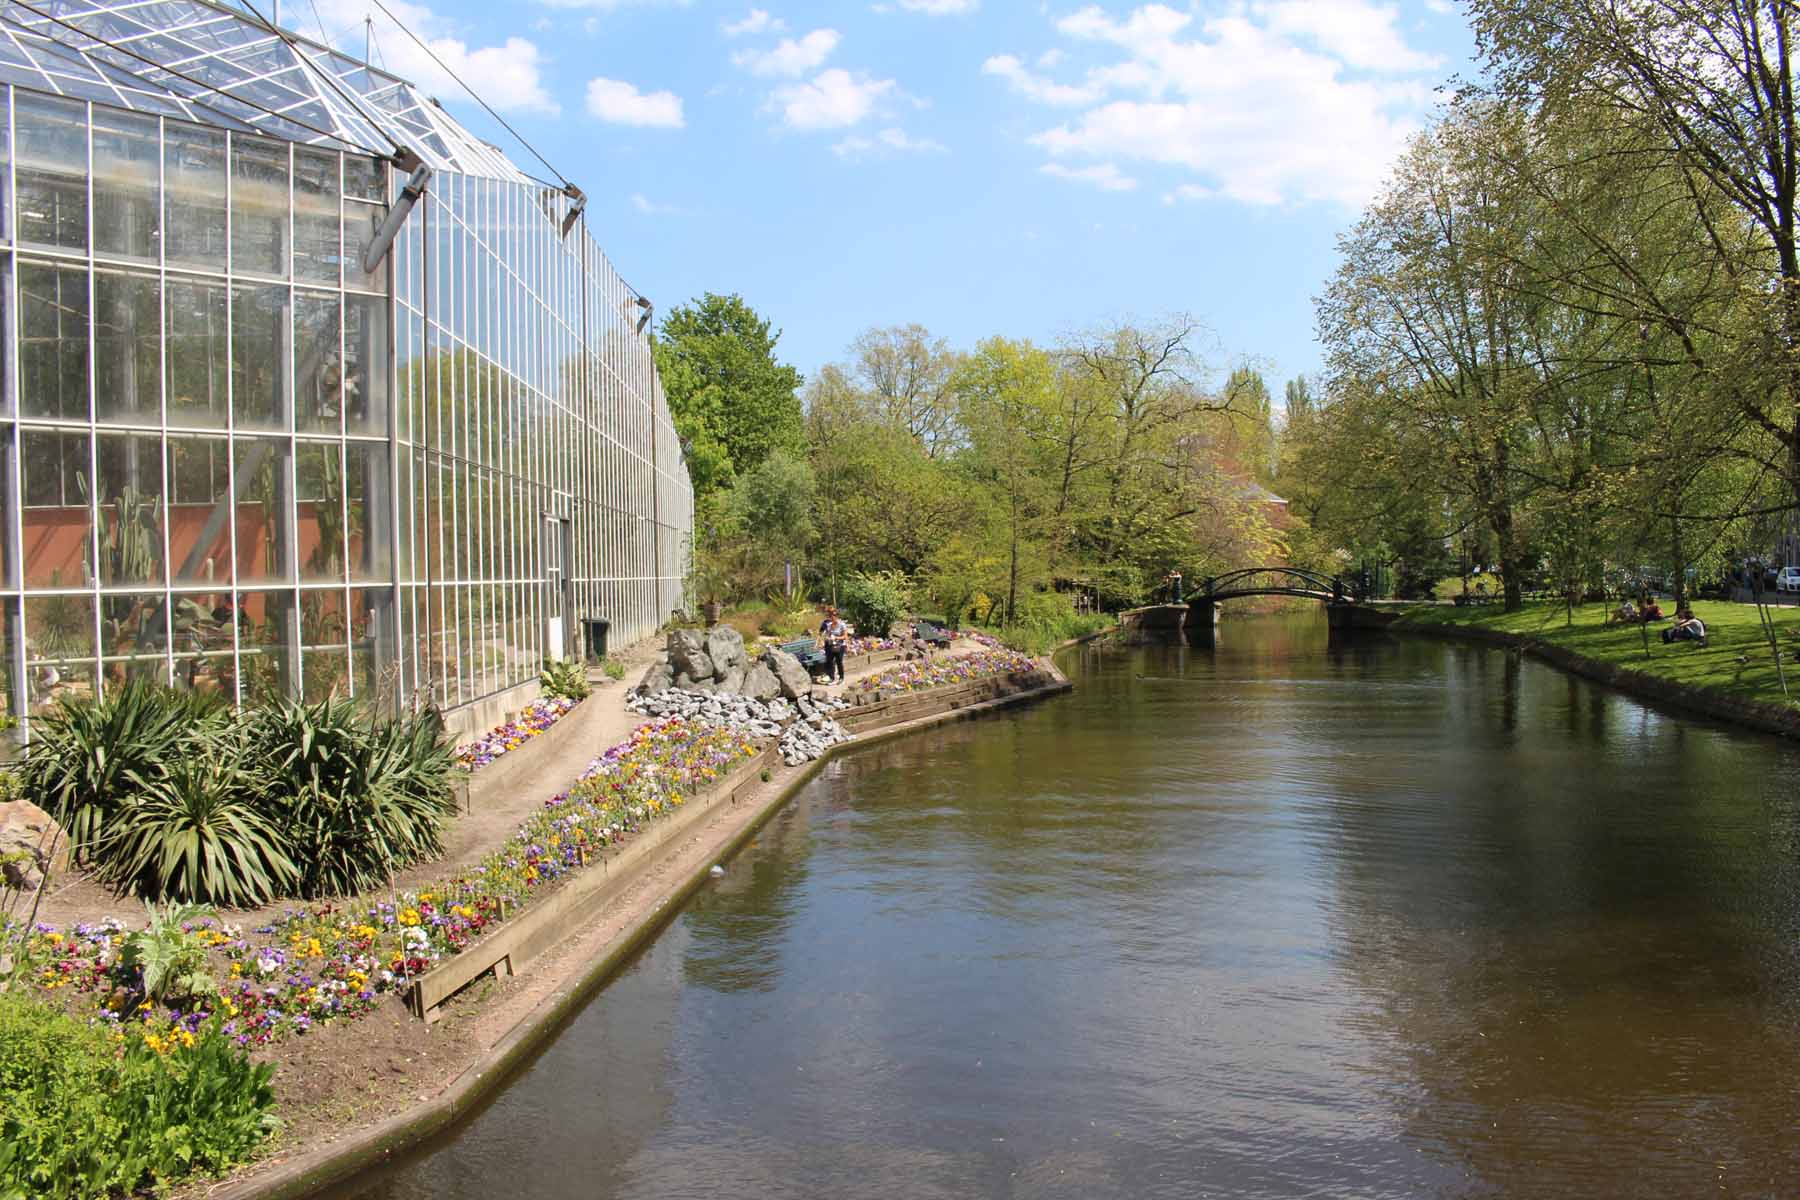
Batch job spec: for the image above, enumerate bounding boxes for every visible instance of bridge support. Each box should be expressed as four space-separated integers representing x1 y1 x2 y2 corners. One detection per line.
1186 600 1216 646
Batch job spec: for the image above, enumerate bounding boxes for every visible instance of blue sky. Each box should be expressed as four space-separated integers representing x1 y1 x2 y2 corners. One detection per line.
312 0 1479 399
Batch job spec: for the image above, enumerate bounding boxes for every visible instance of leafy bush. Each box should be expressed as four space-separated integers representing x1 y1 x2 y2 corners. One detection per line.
538 657 592 701
0 993 276 1198
1432 572 1501 602
97 734 297 907
840 570 912 637
984 590 1113 653
249 698 457 898
22 680 226 861
119 901 218 1007
602 659 627 681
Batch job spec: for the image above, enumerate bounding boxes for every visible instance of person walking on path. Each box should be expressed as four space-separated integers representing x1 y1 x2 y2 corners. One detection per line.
820 606 850 683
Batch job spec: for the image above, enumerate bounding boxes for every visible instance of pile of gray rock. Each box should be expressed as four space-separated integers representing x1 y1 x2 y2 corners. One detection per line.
634 625 814 702
0 798 64 892
780 708 850 766
626 686 852 764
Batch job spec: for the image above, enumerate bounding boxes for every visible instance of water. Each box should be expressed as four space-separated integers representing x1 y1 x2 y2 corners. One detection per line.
341 615 1800 1198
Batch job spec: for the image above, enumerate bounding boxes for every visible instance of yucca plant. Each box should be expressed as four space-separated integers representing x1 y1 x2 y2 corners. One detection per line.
21 679 228 862
247 697 456 897
97 734 297 907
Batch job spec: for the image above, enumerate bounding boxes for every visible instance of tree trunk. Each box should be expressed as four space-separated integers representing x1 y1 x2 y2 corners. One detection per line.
1670 514 1687 608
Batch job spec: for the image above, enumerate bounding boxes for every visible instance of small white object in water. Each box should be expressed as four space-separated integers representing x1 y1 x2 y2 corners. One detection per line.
709 864 725 877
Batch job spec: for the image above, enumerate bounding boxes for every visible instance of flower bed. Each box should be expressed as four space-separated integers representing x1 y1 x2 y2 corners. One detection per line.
454 696 580 771
850 647 1038 699
11 718 760 1050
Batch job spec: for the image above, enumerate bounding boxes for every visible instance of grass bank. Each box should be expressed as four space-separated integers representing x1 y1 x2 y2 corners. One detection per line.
1396 599 1800 722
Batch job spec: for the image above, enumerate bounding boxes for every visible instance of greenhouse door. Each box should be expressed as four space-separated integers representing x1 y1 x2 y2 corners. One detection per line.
544 515 571 658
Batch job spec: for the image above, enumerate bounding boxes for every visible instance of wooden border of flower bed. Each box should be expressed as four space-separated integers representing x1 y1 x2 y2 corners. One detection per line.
211 658 1073 1200
408 741 781 1021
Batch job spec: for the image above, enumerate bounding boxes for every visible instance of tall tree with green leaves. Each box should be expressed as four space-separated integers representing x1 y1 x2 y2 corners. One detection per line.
653 293 804 501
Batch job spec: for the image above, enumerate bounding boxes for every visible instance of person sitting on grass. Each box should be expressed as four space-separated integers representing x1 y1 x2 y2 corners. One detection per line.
1611 597 1638 625
1662 607 1706 644
1641 596 1665 621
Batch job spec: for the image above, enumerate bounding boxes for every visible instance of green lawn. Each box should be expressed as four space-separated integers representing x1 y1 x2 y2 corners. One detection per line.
1396 599 1800 710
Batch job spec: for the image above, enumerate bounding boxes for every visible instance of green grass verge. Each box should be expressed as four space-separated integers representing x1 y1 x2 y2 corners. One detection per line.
1396 599 1800 710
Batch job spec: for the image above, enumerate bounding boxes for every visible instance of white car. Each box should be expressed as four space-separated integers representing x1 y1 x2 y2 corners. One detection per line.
1777 567 1800 593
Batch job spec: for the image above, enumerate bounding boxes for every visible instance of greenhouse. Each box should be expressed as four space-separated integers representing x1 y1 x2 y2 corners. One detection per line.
0 0 693 731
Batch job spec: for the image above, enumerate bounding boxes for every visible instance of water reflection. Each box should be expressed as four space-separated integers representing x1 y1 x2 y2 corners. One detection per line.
339 614 1800 1199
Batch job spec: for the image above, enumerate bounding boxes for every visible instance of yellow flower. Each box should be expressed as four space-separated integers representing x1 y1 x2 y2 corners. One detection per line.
399 908 422 926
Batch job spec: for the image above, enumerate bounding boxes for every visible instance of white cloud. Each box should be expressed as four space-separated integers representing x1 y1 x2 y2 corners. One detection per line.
1161 183 1213 203
990 1 1441 208
1423 0 1458 12
585 77 686 127
733 29 841 77
832 126 947 158
721 7 785 35
897 0 978 12
1256 0 1443 72
631 192 687 214
982 54 1103 106
313 0 557 113
1036 48 1066 69
1040 161 1137 191
771 68 895 129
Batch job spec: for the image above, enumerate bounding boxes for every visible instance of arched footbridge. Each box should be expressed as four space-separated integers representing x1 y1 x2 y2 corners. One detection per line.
1120 566 1398 645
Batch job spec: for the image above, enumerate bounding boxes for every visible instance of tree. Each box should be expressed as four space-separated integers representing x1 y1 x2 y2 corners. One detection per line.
1225 367 1277 483
849 325 963 457
654 293 804 500
955 338 1058 622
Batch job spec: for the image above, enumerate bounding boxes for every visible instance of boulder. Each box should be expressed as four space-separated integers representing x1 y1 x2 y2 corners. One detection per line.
743 662 782 701
635 659 674 695
761 648 813 701
887 620 913 640
0 799 63 892
718 663 747 695
705 625 747 674
667 630 713 679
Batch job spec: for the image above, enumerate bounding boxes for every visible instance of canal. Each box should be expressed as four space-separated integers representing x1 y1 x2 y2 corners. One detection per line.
341 615 1800 1198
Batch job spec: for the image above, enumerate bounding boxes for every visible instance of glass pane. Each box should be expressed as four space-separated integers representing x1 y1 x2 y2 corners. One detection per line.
231 136 288 278
99 591 169 690
294 290 341 433
349 586 392 706
235 588 296 703
21 427 91 588
346 440 389 583
165 122 227 270
94 269 160 424
300 587 346 701
293 147 339 285
345 155 383 202
25 591 94 712
344 201 383 293
297 440 344 582
233 437 292 583
167 433 231 584
166 279 228 427
15 93 86 252
94 432 165 587
231 284 288 431
19 261 89 421
93 109 159 262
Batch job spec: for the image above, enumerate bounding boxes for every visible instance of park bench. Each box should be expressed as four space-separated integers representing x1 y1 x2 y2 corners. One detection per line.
911 618 953 649
779 637 827 674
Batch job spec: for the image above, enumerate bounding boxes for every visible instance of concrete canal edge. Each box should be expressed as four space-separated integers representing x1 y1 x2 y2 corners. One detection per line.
1394 620 1800 741
213 661 1076 1200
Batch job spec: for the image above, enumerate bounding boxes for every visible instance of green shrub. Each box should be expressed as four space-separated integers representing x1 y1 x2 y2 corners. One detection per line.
119 901 219 1007
248 698 457 898
22 679 226 862
1432 572 1501 602
0 993 276 1198
602 658 627 681
840 570 912 637
97 733 297 907
538 657 591 701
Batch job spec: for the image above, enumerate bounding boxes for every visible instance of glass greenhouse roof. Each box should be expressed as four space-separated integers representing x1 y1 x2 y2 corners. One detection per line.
0 0 530 182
